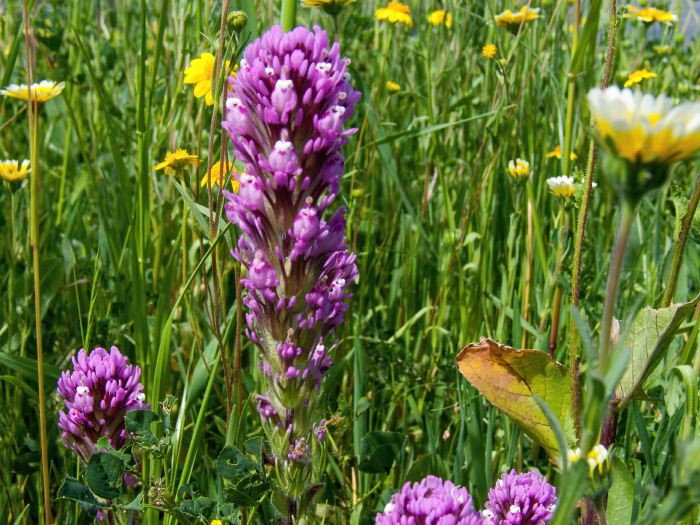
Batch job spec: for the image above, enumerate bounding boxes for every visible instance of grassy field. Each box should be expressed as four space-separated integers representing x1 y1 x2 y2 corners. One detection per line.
1 0 700 524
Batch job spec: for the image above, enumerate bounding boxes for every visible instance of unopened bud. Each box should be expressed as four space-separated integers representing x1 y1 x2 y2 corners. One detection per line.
227 11 248 33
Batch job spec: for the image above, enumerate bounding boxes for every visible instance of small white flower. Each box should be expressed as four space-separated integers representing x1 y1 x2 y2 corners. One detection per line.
546 175 576 199
586 443 611 475
567 447 582 464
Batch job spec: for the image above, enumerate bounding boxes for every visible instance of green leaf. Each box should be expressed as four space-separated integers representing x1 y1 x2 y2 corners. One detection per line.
217 445 268 506
0 352 61 386
406 453 449 482
570 0 604 75
358 431 404 474
607 458 635 525
57 477 104 518
456 338 575 458
180 496 217 519
616 295 700 408
116 492 144 511
86 452 127 499
125 409 160 436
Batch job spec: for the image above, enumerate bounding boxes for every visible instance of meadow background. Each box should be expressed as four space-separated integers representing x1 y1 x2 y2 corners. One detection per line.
1 0 700 523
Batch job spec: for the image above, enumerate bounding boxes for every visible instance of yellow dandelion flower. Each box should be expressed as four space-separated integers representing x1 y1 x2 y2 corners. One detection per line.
495 6 540 30
546 145 577 160
427 9 452 28
184 52 217 106
303 0 355 15
200 159 241 192
624 68 657 88
507 158 530 180
0 80 64 103
482 43 497 60
155 149 199 176
587 87 700 165
0 159 30 182
546 175 576 199
375 2 412 26
623 5 678 25
385 81 401 92
211 521 223 525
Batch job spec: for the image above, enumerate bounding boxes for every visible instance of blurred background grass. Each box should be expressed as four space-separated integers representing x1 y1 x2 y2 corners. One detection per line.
1 0 699 523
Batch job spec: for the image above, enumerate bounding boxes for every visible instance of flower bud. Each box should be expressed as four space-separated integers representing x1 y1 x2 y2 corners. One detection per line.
227 10 248 33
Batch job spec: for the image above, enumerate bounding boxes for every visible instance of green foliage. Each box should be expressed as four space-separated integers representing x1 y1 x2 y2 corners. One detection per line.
1 0 699 523
358 431 404 474
216 441 268 507
616 296 700 408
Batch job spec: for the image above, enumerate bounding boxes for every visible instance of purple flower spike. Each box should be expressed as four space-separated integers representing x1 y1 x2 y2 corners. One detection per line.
375 475 484 525
222 23 359 506
482 470 557 525
57 346 148 462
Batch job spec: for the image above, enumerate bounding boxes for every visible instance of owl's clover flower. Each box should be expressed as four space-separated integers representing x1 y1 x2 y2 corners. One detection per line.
482 470 557 525
375 475 483 525
222 24 359 509
57 346 148 462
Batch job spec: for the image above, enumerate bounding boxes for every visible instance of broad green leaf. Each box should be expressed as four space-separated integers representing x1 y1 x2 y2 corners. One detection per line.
57 477 104 518
216 445 268 506
125 409 160 436
607 458 634 525
358 431 404 474
456 338 575 458
86 452 127 499
616 295 700 408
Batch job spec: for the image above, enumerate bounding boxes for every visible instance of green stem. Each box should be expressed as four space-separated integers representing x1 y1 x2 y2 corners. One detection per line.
23 1 52 522
660 171 700 307
281 0 297 32
599 201 635 373
569 0 617 440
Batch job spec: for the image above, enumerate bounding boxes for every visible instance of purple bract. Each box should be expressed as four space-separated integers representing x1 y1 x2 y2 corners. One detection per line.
375 475 484 525
482 470 557 525
222 22 359 482
57 346 148 462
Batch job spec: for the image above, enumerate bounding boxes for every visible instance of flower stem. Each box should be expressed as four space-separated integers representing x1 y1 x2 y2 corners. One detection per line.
281 0 297 32
23 1 52 522
599 201 635 372
569 0 617 439
660 171 700 308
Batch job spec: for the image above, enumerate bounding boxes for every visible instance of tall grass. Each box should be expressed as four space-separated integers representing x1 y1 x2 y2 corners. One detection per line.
0 0 699 523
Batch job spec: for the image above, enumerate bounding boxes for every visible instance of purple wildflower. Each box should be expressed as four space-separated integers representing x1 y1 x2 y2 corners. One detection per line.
57 346 148 462
222 23 359 504
482 470 557 525
375 476 484 525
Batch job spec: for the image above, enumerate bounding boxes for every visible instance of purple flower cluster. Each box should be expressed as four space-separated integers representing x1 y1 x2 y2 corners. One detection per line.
57 346 148 462
375 476 483 525
222 22 359 480
375 472 557 525
482 470 557 525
